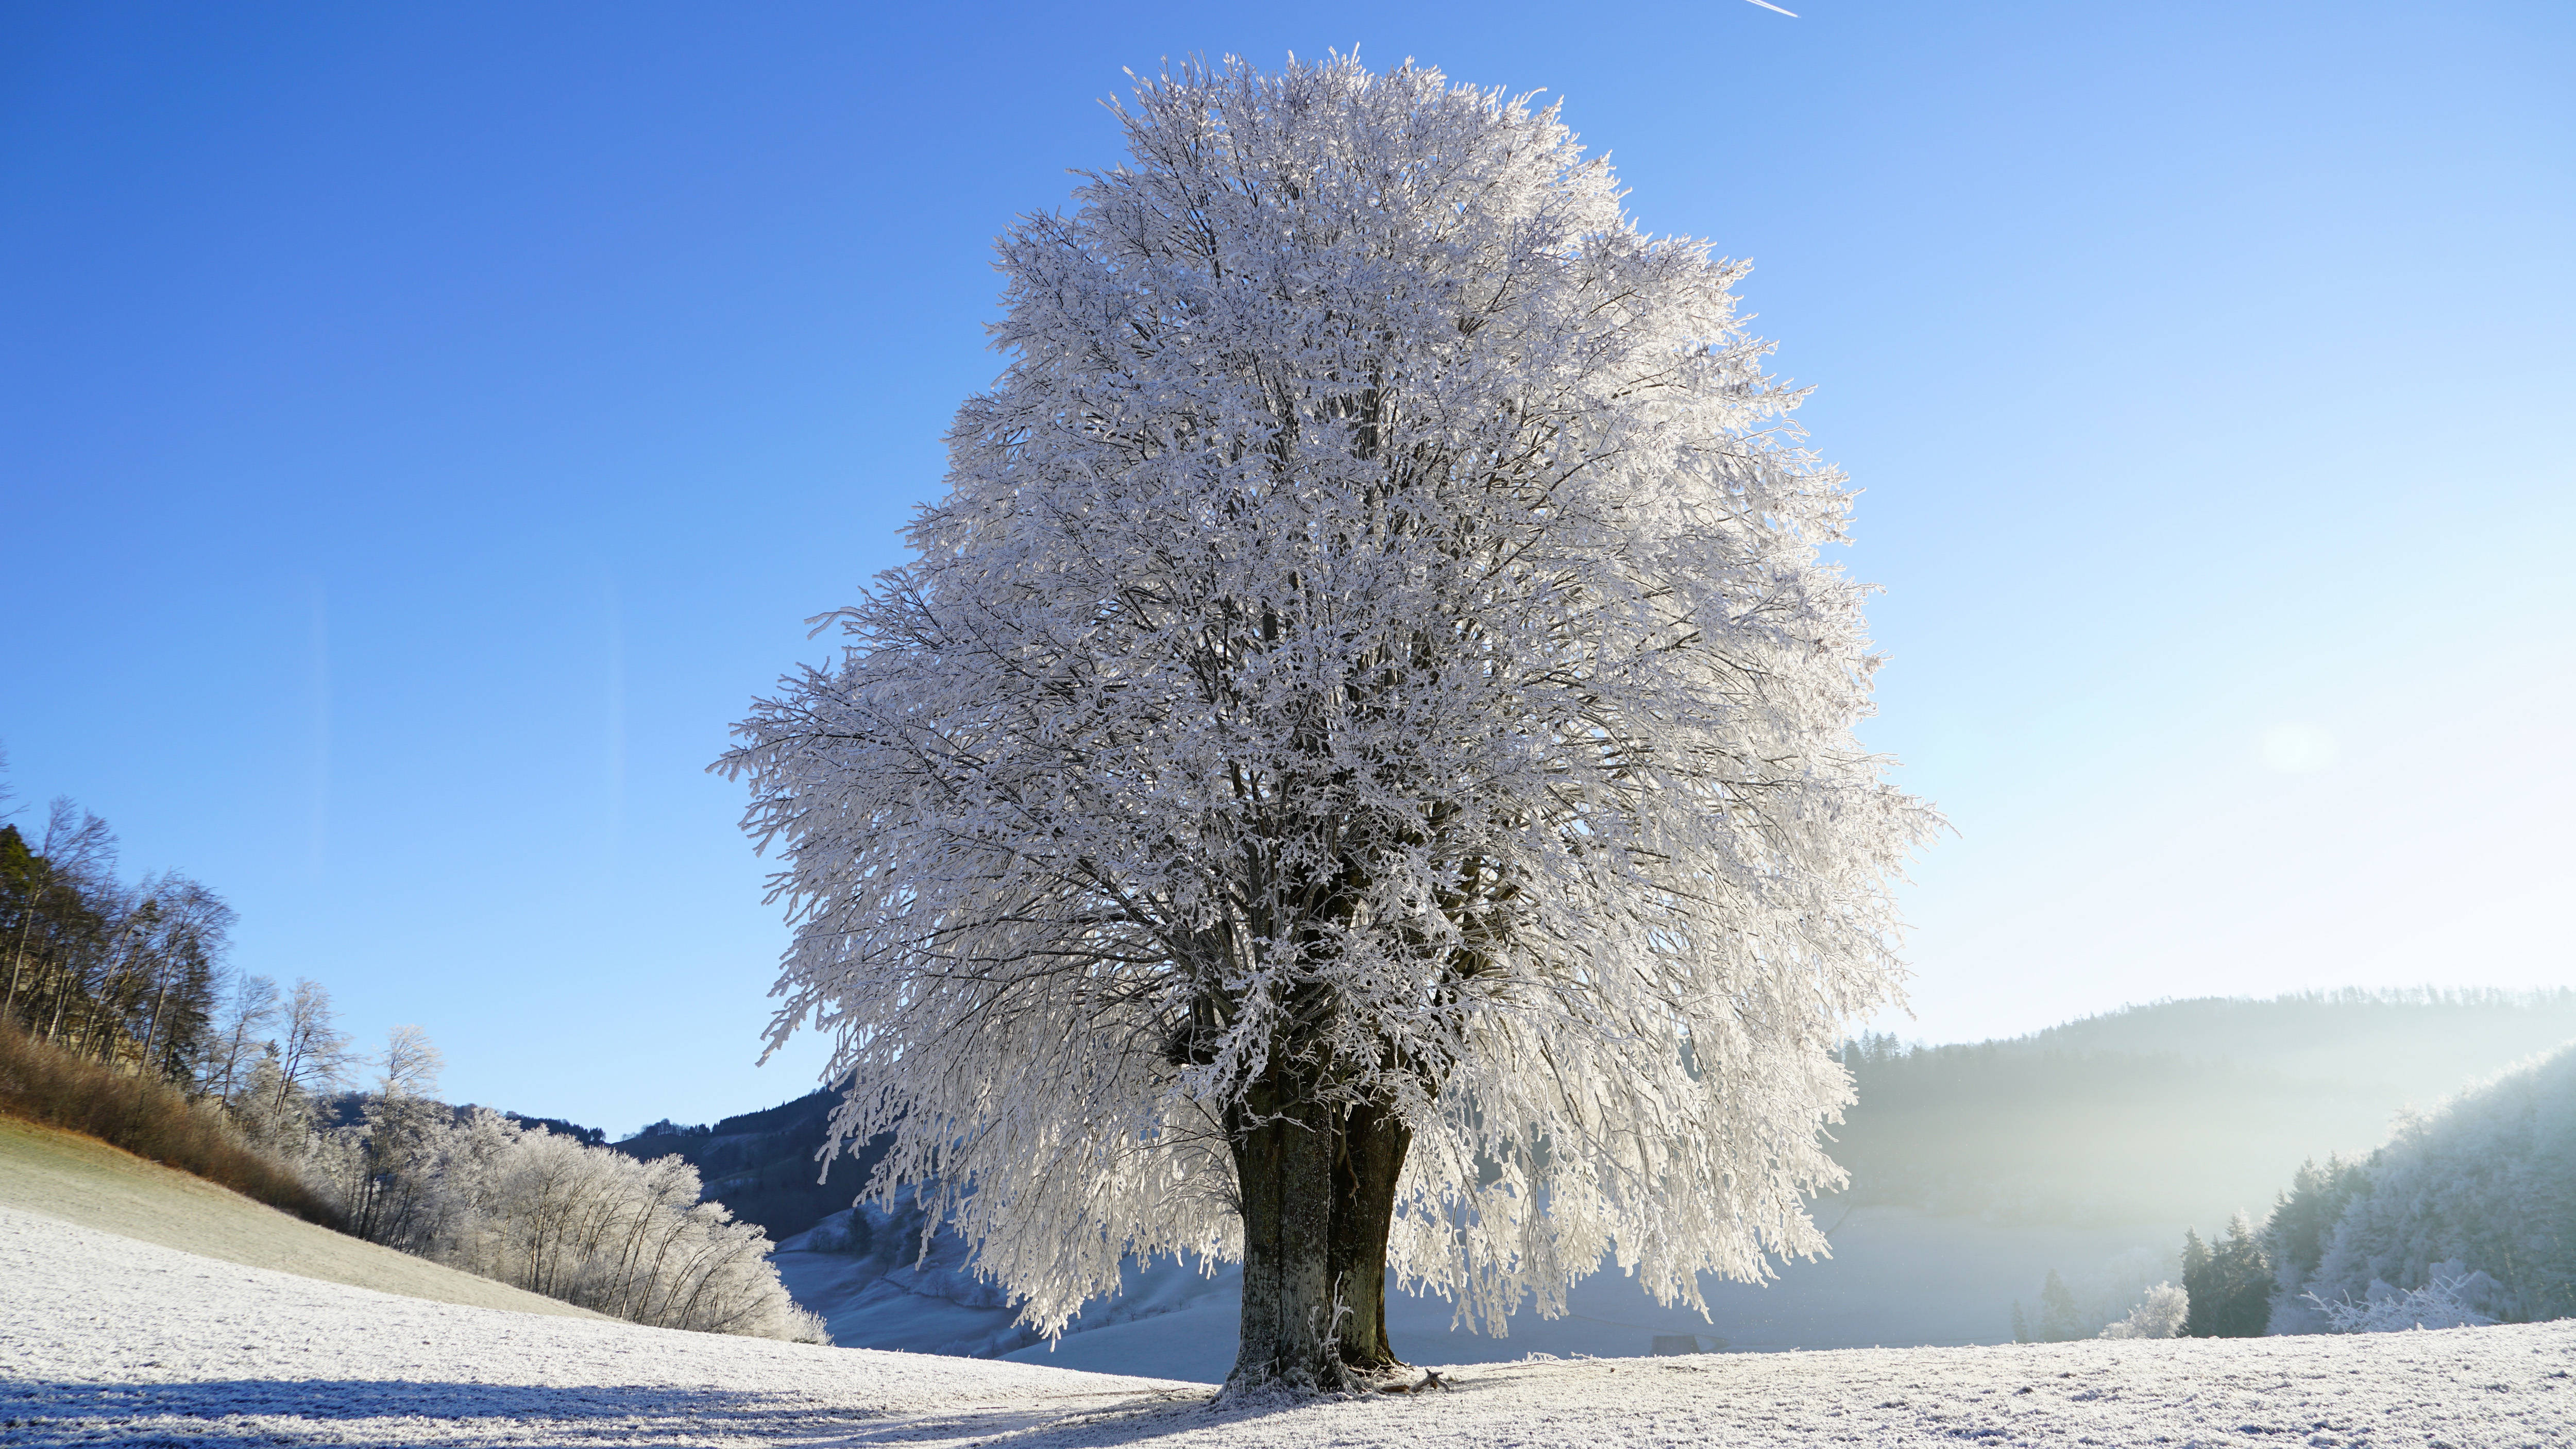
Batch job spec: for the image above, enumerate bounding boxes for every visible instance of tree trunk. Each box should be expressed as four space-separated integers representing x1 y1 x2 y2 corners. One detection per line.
1227 1086 1417 1393
1227 1087 1353 1394
1327 1100 1413 1374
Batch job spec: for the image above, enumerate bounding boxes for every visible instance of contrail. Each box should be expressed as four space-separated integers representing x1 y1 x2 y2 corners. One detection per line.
1744 0 1799 14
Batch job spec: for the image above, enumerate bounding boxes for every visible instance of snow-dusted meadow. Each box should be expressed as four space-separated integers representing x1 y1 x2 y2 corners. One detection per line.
9 1204 2570 1448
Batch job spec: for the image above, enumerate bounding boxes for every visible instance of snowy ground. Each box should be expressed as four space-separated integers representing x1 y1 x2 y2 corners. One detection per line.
9 1203 2572 1448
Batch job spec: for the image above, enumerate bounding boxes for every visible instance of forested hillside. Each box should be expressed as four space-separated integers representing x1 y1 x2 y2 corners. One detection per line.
2262 1041 2575 1331
2018 990 2576 1092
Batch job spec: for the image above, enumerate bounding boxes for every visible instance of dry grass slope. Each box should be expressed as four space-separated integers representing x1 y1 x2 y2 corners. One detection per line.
0 1022 336 1224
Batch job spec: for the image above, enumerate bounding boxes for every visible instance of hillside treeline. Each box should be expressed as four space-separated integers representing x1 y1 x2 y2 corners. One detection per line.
2263 1042 2574 1331
3 797 234 1087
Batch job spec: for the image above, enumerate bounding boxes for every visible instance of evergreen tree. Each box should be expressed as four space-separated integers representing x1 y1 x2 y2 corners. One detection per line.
2182 1213 2272 1336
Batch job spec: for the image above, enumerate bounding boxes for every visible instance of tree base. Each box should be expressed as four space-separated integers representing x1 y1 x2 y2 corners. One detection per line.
1214 1362 1444 1404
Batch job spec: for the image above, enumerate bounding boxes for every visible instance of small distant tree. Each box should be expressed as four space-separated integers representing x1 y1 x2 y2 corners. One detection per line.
2036 1269 2085 1341
723 55 1933 1393
199 970 282 1105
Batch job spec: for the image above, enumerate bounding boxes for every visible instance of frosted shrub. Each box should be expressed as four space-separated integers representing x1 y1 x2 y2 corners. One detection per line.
2098 1282 2188 1339
2303 1273 2499 1333
450 1120 824 1340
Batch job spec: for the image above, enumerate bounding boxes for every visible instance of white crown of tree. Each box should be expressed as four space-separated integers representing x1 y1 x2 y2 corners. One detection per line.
721 52 1934 1385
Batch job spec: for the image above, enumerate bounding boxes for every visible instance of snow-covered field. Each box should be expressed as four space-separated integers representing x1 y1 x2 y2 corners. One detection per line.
8 1203 2571 1448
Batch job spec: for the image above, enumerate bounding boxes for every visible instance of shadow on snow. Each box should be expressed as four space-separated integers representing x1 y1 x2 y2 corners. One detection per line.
0 1375 1373 1448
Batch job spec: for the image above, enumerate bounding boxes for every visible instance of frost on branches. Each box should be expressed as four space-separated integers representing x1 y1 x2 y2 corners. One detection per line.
721 54 1933 1394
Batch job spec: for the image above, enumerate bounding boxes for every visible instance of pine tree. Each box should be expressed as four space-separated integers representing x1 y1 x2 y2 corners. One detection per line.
2181 1228 2213 1336
2181 1216 2273 1336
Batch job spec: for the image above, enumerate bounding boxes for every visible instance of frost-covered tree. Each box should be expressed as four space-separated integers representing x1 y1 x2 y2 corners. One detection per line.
722 54 1931 1393
269 978 353 1117
2260 1154 2371 1334
338 1026 449 1245
437 1117 820 1339
197 970 279 1106
2036 1269 2084 1342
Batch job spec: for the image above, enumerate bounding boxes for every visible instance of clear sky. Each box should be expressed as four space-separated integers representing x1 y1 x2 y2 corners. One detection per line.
4 2 2569 1137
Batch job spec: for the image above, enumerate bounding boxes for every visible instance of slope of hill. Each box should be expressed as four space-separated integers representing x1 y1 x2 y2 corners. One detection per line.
2271 1039 2576 1326
6 1203 2568 1448
0 1116 601 1320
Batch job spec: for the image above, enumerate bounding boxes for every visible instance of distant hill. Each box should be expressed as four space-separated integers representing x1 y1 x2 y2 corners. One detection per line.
609 1088 884 1243
1832 988 2576 1225
2015 988 2576 1092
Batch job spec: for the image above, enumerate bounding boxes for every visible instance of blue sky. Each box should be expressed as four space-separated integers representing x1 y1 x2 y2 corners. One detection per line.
4 2 2569 1135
